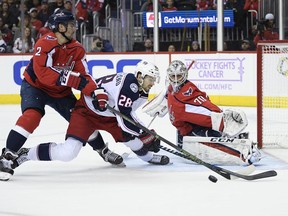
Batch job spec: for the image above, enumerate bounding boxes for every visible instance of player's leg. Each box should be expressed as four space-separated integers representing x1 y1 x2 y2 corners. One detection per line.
51 94 123 165
112 129 169 165
0 80 46 180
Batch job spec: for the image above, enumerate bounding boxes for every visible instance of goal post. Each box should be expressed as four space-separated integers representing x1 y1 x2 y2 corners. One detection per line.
257 40 288 148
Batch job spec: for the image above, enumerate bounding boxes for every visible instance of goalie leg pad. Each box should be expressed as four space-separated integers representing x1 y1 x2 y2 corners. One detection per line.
182 136 255 165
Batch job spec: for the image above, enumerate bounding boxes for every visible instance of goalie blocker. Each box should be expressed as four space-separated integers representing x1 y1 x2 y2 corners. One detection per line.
180 136 261 165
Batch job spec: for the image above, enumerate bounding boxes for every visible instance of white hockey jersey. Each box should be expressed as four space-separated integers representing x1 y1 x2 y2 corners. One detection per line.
84 73 148 136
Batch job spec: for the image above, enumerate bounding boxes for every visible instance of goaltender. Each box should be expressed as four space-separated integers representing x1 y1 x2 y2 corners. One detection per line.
143 60 261 165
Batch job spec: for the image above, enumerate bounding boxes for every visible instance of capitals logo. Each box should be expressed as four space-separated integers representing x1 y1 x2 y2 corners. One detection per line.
183 87 193 96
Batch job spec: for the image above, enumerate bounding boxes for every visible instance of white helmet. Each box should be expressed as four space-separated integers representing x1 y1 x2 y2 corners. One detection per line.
135 60 160 84
167 60 188 90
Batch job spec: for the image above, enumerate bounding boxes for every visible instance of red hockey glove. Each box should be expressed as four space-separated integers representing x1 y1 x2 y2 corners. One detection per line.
57 69 88 91
91 88 108 112
139 130 160 153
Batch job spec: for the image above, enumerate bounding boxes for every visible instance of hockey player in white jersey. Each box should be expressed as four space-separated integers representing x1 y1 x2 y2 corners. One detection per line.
142 60 261 166
0 60 169 181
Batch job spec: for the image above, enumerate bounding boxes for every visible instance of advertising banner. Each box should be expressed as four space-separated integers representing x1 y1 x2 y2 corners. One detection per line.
144 10 234 28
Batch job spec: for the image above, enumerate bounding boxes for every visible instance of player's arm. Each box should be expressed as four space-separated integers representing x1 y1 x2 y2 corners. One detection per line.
56 46 97 95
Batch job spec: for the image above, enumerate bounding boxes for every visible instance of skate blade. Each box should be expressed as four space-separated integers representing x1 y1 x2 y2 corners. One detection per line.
112 162 126 168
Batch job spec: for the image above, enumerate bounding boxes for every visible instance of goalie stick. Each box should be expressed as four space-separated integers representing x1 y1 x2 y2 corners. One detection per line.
107 105 277 181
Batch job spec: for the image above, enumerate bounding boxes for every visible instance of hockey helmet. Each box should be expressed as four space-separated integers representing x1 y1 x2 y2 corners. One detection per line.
135 60 160 84
48 10 76 31
167 60 188 90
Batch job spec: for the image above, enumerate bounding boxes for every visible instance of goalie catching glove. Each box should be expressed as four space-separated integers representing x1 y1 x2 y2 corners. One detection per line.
57 69 88 90
91 88 108 112
211 108 248 137
139 130 160 153
142 89 168 118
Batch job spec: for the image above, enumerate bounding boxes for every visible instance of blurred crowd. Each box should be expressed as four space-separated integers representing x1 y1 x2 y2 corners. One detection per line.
0 0 279 53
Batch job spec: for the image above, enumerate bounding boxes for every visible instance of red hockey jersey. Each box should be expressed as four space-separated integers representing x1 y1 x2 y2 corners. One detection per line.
23 32 96 98
167 81 222 136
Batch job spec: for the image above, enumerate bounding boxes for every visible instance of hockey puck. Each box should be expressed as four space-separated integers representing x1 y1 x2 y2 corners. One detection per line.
208 175 218 183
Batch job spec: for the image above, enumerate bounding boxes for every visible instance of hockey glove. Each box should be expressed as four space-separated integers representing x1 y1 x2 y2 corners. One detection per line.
91 88 108 112
139 130 160 153
57 69 88 91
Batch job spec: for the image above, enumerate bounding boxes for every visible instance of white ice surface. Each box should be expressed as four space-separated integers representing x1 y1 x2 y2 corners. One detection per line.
0 105 288 216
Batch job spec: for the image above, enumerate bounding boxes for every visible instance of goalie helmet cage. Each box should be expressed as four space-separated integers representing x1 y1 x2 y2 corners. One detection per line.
257 40 288 149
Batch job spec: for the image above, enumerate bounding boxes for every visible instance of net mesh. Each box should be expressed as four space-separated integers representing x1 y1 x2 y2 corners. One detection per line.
260 42 288 148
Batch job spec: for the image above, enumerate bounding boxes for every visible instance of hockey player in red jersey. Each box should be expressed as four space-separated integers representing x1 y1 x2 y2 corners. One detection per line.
143 60 261 165
0 10 122 181
2 60 170 180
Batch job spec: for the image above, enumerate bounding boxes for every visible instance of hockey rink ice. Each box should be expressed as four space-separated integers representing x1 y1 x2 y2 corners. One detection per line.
0 105 288 216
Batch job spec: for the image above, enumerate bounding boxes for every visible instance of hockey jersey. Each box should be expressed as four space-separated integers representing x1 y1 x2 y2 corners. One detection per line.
167 81 222 136
83 73 148 136
23 32 96 98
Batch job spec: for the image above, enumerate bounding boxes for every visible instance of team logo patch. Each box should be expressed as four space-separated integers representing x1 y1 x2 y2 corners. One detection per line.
130 83 138 93
183 87 193 96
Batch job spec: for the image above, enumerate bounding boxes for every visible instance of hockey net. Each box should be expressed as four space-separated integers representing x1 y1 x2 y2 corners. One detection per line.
257 40 288 148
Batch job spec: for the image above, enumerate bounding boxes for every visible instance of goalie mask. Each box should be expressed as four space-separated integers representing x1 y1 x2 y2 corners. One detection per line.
135 60 160 93
167 60 188 91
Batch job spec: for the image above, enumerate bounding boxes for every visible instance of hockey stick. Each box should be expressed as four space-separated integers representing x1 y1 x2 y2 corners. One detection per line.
107 105 277 181
159 145 256 179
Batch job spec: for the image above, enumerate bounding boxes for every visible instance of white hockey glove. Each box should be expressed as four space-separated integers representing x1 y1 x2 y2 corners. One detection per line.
211 108 248 137
142 89 168 118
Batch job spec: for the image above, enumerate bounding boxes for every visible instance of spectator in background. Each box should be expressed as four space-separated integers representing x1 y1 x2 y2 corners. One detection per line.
75 0 88 41
90 36 114 52
196 0 213 10
13 27 35 53
140 0 162 12
191 41 200 51
86 0 105 28
38 0 50 26
253 13 279 46
240 39 252 51
243 0 258 17
0 1 18 29
31 0 42 12
168 44 176 52
0 31 7 53
144 38 153 52
29 7 43 36
0 17 13 50
64 0 72 11
163 0 177 11
48 0 64 15
7 0 20 18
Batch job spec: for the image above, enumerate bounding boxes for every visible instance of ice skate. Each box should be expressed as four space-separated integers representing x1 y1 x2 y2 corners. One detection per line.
148 154 170 165
0 148 17 181
11 148 30 169
96 143 124 166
